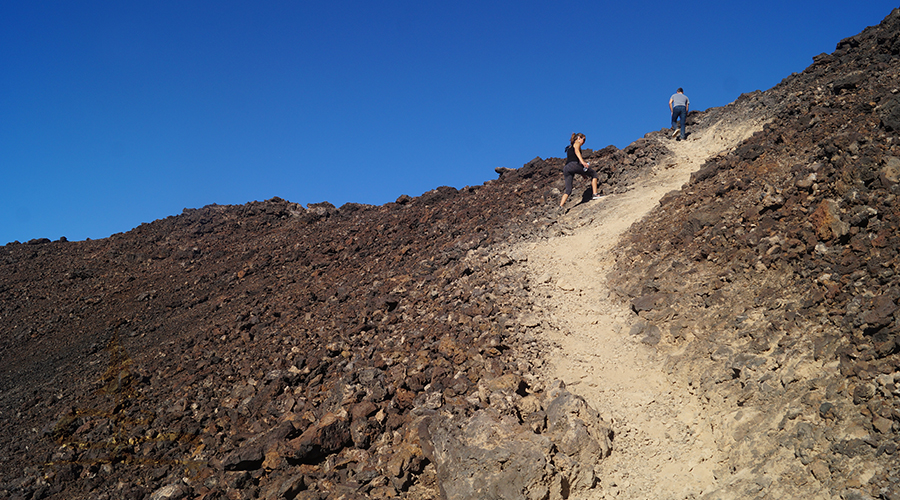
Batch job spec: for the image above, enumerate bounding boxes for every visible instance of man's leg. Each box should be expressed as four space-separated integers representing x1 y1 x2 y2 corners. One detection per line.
678 107 687 139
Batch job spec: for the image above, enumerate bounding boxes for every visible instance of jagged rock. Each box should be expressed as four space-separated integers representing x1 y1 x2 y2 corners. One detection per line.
259 473 305 500
544 386 611 489
422 382 609 500
833 71 865 93
878 95 900 131
223 444 265 471
882 156 900 186
810 199 850 241
149 483 188 500
424 410 555 500
288 412 352 463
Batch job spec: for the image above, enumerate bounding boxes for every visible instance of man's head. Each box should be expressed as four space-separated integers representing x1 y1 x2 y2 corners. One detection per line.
677 88 684 93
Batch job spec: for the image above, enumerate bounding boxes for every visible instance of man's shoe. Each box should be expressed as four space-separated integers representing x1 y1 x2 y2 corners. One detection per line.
592 194 603 200
672 129 679 138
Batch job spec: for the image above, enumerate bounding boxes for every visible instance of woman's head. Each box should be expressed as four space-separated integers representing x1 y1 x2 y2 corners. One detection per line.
570 133 585 145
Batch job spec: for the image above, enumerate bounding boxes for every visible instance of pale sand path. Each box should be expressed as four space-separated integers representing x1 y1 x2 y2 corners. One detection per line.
513 119 767 500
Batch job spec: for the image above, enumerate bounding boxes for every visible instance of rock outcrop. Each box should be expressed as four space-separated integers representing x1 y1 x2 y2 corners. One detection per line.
422 379 610 500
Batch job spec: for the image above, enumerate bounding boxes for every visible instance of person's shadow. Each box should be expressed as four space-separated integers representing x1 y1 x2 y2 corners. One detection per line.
578 187 596 204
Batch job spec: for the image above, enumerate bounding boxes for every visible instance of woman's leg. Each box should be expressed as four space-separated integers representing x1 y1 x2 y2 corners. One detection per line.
561 170 574 206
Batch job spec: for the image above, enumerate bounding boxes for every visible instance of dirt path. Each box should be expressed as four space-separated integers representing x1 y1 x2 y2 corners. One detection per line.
513 120 767 499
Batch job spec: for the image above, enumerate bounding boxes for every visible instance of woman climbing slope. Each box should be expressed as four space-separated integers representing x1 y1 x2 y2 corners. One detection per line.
560 132 601 207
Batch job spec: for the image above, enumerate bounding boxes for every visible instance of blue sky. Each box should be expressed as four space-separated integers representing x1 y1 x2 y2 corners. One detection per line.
2 1 897 244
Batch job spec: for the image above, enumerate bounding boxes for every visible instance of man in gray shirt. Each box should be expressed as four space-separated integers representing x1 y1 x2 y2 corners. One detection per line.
669 88 690 140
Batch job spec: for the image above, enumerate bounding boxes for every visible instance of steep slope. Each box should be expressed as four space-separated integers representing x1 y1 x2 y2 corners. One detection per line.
1 7 899 500
604 8 900 499
0 128 657 498
510 111 770 500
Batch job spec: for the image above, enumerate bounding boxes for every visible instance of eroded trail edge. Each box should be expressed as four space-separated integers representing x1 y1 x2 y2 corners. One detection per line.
512 120 766 500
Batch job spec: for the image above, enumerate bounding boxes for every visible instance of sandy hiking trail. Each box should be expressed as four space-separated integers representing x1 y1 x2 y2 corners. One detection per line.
513 119 767 500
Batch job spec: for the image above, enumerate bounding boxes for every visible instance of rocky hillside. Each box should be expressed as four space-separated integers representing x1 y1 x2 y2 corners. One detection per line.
0 117 663 499
609 8 900 499
2 7 899 500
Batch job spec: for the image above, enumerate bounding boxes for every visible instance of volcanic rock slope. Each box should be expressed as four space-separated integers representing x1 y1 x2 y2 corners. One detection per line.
0 114 660 499
600 9 900 499
2 7 900 500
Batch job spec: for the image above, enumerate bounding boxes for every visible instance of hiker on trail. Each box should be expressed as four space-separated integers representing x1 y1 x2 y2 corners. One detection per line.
560 132 601 208
669 88 690 140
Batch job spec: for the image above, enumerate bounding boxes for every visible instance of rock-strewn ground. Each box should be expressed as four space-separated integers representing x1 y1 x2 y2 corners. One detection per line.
0 107 658 499
2 7 899 500
606 8 900 499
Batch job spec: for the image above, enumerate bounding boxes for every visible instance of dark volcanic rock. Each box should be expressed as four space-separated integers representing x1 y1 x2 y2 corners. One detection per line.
3 7 900 500
0 133 610 497
610 7 900 499
879 95 900 131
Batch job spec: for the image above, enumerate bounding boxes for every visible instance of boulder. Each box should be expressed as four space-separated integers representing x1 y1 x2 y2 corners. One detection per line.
878 95 900 131
422 383 610 500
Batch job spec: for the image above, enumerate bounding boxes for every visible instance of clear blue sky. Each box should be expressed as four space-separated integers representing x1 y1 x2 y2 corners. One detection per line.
2 1 897 244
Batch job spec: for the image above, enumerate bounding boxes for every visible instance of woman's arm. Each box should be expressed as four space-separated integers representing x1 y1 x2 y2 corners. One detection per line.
574 144 588 168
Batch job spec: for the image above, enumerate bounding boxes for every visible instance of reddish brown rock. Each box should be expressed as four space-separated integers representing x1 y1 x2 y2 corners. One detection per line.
3 7 900 500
